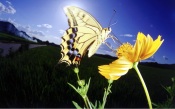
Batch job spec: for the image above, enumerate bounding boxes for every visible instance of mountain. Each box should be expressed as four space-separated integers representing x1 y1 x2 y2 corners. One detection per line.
140 62 175 70
94 53 118 60
0 21 35 42
94 54 175 70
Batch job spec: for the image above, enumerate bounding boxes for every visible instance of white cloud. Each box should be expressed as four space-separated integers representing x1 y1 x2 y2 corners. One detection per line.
0 1 16 14
120 34 134 37
163 56 168 60
4 19 43 38
7 18 18 25
53 36 62 44
3 18 46 38
146 55 155 61
37 25 41 27
6 1 12 5
0 2 6 13
6 5 16 14
19 25 45 37
59 29 65 35
37 24 52 28
1 18 62 44
29 30 45 37
1 18 20 28
53 36 60 39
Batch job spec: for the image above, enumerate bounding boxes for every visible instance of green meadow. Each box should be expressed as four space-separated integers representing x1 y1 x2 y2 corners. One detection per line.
0 45 174 108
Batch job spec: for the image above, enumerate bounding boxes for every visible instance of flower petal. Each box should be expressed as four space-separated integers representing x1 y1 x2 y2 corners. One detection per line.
139 34 153 58
98 57 133 80
132 32 145 62
141 35 164 60
131 32 164 61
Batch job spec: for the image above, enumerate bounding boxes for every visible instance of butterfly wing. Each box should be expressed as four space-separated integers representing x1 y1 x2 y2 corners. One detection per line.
59 6 107 65
88 28 111 57
64 6 102 30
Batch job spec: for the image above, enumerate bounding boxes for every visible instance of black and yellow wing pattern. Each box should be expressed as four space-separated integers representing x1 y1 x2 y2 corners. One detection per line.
59 6 111 65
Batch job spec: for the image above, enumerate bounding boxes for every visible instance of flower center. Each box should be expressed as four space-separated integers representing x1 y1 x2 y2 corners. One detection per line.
116 42 133 59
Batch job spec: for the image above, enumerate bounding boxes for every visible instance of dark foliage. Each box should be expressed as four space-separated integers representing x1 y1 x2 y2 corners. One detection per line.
0 46 174 108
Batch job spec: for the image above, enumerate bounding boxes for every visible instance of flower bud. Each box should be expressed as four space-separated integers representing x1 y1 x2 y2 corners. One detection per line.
73 67 79 74
77 80 85 87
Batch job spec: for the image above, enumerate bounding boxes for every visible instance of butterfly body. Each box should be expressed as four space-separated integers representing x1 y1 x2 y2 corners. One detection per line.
59 6 111 65
88 27 111 57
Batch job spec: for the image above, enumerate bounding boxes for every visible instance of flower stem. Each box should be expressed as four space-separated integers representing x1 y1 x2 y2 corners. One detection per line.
133 62 152 109
73 67 92 109
83 96 90 109
76 73 80 81
73 67 80 81
85 96 92 109
101 79 113 109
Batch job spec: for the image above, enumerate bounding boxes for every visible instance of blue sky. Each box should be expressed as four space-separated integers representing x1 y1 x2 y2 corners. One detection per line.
0 0 175 64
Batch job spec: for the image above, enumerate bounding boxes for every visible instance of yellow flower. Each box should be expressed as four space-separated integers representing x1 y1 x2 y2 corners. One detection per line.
98 32 164 80
99 56 133 80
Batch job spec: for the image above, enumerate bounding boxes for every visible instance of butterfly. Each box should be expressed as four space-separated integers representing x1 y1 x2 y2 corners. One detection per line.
59 6 119 66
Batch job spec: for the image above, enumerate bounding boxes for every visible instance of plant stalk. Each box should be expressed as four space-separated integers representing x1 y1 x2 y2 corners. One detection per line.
101 80 113 109
83 97 90 109
133 62 152 109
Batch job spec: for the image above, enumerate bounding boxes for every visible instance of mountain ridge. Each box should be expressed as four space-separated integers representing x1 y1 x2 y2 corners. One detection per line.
0 21 35 42
0 21 59 46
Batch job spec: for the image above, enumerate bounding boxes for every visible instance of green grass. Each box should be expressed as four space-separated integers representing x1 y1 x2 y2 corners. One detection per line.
0 46 174 108
0 32 33 43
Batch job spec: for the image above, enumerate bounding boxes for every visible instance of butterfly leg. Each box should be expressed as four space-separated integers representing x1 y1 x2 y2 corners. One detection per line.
104 41 116 53
109 34 122 45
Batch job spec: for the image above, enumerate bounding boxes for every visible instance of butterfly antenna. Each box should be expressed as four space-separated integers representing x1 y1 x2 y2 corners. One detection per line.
108 10 116 27
109 21 117 27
